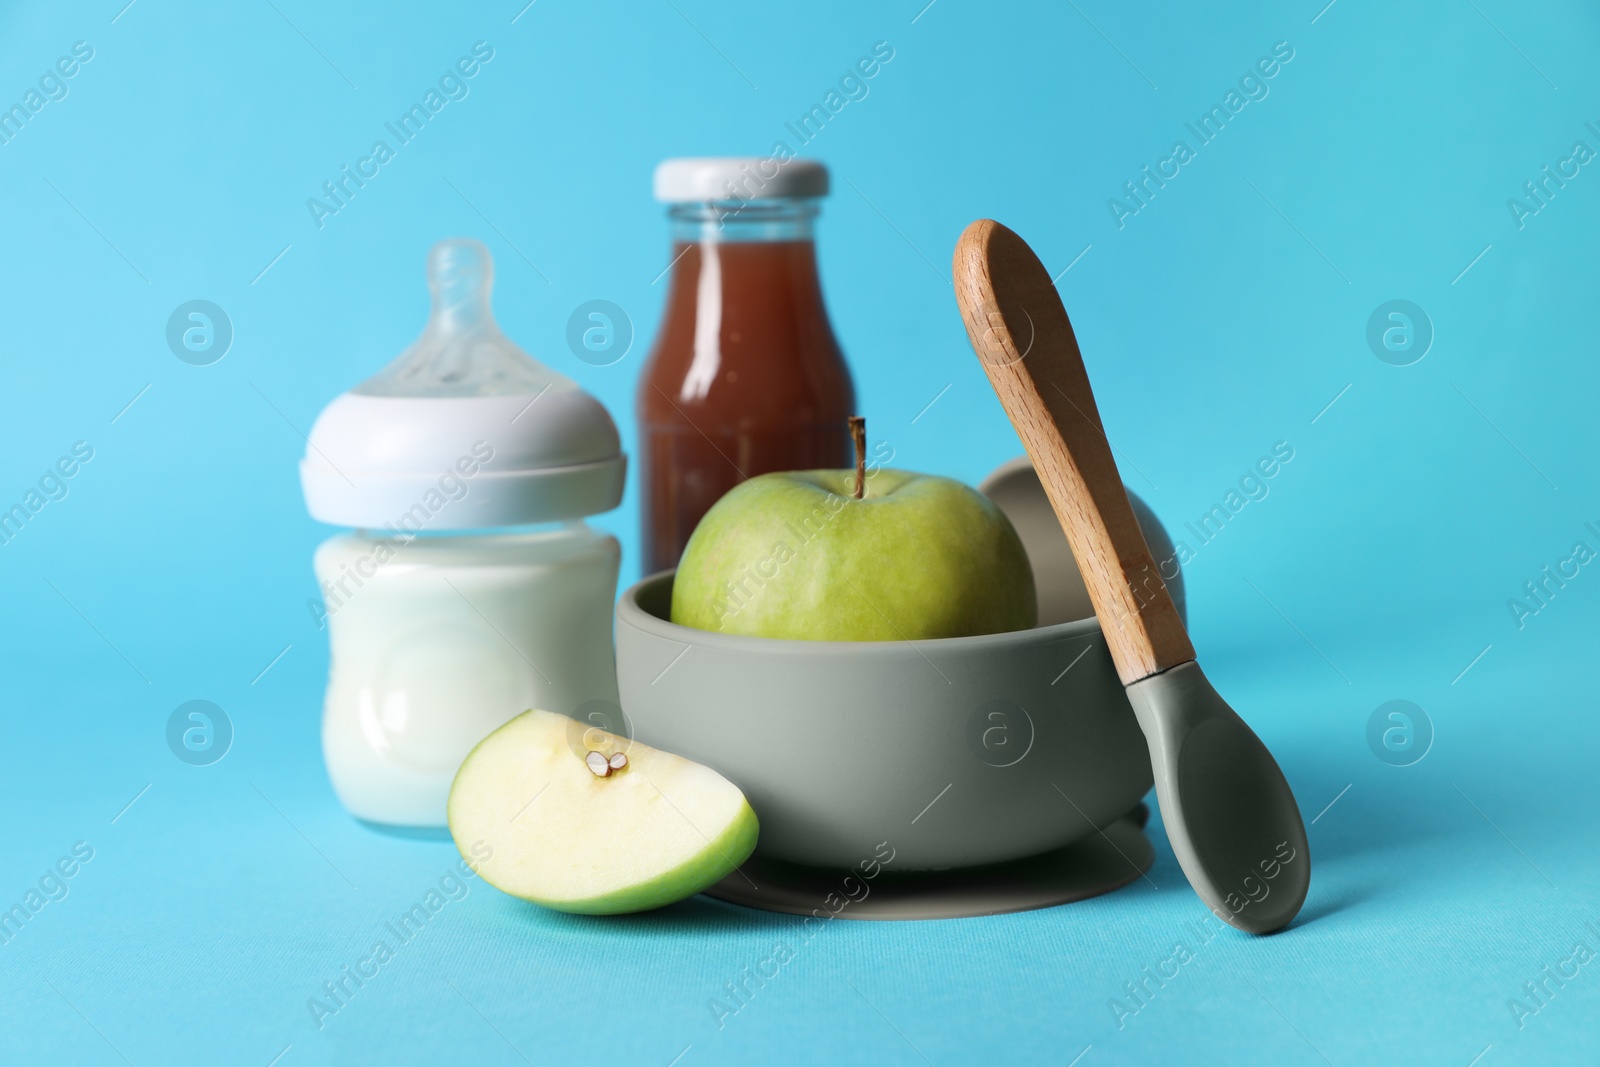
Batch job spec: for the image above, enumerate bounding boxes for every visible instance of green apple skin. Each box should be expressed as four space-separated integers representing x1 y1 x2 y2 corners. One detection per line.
448 710 759 915
671 468 1037 641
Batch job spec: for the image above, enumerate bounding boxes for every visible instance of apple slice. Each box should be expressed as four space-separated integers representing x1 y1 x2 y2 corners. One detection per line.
448 709 758 914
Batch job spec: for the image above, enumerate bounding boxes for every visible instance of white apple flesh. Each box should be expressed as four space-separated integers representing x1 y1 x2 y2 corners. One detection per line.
448 709 758 914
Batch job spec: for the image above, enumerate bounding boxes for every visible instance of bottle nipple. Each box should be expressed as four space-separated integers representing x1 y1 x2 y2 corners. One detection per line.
428 238 494 334
351 238 567 398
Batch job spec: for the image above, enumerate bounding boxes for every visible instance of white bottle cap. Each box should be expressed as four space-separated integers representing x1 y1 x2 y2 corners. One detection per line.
299 239 625 530
653 157 828 202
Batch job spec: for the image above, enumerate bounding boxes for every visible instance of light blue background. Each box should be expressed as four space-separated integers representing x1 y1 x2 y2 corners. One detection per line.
2 0 1598 1063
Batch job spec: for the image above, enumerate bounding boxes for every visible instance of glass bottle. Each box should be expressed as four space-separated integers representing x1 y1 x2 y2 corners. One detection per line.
638 157 856 574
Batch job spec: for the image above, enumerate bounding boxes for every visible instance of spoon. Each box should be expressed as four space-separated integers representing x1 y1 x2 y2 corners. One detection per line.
953 219 1309 934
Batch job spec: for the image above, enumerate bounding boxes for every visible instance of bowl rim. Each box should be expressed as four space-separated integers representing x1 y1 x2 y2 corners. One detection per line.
617 569 1105 657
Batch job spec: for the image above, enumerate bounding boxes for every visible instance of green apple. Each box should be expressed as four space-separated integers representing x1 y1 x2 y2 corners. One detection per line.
671 467 1037 640
447 709 758 914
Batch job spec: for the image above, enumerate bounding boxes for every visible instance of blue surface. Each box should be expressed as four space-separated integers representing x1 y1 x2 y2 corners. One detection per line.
2 0 1599 1063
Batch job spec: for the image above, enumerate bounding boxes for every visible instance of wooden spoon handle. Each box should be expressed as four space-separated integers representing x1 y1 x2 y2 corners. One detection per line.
954 219 1193 684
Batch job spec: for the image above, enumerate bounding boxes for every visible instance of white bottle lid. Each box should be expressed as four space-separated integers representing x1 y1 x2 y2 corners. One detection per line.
299 239 626 530
653 157 828 202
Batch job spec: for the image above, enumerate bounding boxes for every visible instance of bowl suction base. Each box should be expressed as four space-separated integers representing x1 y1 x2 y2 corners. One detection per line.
703 806 1152 921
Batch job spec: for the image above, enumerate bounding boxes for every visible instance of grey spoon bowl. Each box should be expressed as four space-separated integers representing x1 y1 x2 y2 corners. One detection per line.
615 572 1154 871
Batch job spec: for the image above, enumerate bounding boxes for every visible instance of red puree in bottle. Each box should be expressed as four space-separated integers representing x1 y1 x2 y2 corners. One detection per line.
638 159 855 574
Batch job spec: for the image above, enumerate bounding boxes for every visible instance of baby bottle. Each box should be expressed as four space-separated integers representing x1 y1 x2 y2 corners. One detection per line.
299 238 626 828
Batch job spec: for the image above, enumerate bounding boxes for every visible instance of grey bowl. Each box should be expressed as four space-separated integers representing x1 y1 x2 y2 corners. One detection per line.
615 572 1154 871
979 457 1185 628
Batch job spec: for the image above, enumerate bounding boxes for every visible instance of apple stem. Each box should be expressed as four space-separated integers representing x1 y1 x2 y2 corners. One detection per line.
849 416 866 499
